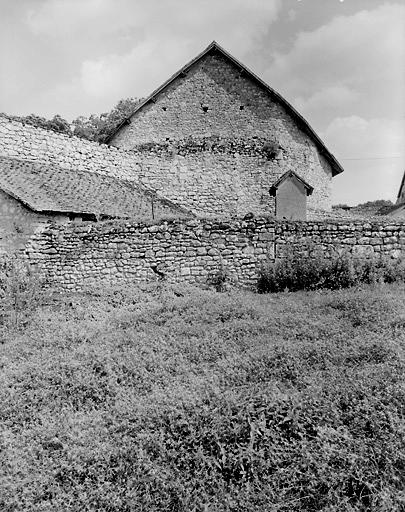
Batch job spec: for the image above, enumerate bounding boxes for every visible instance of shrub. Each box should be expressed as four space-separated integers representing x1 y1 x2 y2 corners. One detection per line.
258 251 405 293
262 140 279 159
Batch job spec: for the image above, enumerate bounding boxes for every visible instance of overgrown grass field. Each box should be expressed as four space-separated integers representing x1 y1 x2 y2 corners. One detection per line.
1 282 404 511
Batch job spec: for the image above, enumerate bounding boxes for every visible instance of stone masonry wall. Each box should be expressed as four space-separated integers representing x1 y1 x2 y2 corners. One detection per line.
24 218 405 290
0 115 141 182
111 52 335 213
0 190 60 253
275 221 404 260
0 70 336 219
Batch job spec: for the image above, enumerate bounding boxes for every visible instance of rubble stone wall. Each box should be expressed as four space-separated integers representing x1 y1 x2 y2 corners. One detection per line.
111 52 336 213
24 218 405 290
0 114 141 182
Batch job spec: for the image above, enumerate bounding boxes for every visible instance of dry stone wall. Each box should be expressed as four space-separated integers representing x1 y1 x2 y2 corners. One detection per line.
24 218 405 290
275 221 405 260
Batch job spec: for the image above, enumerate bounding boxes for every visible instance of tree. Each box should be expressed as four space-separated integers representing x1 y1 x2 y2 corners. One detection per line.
72 97 142 143
4 96 142 143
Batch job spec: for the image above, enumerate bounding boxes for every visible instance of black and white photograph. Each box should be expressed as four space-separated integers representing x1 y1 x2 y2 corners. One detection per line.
0 0 404 510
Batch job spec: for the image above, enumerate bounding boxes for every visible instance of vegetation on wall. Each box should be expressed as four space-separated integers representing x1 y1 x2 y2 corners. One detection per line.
2 97 141 143
72 97 141 143
2 113 72 136
332 199 394 215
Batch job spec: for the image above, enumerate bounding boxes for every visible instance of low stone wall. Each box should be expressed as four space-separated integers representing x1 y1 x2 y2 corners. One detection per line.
276 221 404 260
23 218 405 290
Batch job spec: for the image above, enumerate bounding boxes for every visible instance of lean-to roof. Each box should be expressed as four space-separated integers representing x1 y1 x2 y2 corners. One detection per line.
0 155 189 218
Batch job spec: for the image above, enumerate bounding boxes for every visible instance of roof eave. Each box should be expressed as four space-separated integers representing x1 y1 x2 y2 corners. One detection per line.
396 171 405 202
270 170 314 196
0 184 129 218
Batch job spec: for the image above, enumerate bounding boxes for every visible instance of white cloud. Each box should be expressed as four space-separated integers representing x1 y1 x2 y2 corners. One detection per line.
26 0 281 50
323 116 405 160
26 0 114 36
324 116 405 204
79 38 184 99
262 3 405 204
266 3 405 123
294 85 358 117
27 0 282 113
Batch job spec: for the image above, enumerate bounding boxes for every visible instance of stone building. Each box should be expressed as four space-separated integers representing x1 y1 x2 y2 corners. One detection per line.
107 41 343 219
384 171 405 218
0 155 190 252
397 171 405 205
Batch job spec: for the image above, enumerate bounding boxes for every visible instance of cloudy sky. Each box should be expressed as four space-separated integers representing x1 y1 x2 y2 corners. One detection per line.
1 0 404 205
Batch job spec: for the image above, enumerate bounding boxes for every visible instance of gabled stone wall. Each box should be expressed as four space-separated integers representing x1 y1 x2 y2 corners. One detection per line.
0 87 336 218
110 52 335 213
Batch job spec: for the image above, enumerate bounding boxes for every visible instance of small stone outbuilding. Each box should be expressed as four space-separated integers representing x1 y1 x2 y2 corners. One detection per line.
269 171 313 220
0 155 191 252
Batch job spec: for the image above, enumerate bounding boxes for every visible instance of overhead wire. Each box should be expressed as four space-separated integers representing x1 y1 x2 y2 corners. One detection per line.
339 156 403 161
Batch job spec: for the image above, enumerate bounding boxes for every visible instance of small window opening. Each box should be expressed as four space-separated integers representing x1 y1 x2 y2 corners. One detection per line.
202 106 209 113
239 105 245 110
162 106 167 111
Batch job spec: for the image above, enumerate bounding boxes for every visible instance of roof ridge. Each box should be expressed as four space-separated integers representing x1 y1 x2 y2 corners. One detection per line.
270 170 314 196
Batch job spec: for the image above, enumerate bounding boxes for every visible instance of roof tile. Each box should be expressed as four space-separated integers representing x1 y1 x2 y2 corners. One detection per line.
0 155 189 218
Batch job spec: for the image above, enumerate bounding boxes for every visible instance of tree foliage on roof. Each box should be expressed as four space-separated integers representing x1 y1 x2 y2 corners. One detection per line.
72 97 142 143
4 113 72 136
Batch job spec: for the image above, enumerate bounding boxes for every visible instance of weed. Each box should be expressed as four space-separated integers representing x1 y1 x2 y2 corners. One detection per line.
0 254 46 330
258 251 405 293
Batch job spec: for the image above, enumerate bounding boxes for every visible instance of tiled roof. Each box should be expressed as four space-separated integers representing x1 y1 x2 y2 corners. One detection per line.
381 203 405 218
397 170 405 204
270 171 314 196
0 155 188 218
